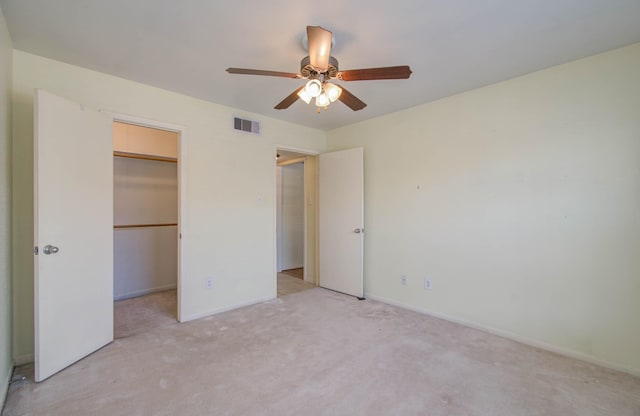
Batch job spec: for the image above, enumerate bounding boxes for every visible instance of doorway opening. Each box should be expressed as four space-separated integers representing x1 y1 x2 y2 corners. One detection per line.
112 121 179 338
276 148 317 297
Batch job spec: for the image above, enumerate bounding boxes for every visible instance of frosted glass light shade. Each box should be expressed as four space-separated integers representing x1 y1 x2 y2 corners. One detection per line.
305 79 322 98
315 92 330 107
324 83 342 102
297 88 312 104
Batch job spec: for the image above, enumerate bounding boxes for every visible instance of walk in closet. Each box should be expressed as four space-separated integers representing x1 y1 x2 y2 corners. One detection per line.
275 150 318 288
113 121 178 303
277 161 304 272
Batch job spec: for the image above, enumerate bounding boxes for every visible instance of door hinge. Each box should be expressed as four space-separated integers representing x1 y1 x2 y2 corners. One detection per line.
34 246 39 255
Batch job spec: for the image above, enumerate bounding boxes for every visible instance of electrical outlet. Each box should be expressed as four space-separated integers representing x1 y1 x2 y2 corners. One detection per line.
424 278 432 290
206 278 213 289
400 275 407 286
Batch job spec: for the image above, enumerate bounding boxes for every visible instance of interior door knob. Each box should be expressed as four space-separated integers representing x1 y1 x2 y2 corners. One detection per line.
43 245 59 255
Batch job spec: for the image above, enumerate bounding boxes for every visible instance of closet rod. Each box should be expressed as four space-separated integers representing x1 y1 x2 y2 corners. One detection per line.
113 151 177 163
277 156 306 167
114 223 178 229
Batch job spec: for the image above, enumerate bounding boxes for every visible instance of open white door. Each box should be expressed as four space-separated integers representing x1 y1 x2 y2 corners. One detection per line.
318 147 364 298
34 90 114 381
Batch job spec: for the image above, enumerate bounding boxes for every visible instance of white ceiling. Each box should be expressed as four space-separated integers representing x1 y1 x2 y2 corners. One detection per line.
2 0 639 131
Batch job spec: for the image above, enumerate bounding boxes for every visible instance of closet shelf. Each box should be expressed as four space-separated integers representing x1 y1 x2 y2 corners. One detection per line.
114 223 178 229
114 151 177 163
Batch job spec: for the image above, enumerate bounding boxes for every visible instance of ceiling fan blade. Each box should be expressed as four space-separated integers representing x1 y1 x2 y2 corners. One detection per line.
226 68 301 78
307 26 332 72
338 86 367 111
336 66 412 81
274 86 304 110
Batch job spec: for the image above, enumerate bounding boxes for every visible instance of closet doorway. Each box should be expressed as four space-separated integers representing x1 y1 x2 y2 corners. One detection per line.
112 121 180 338
276 149 317 297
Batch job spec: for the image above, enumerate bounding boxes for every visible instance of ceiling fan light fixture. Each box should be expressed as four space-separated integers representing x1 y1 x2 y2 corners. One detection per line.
305 79 322 98
297 88 312 104
228 26 411 112
324 83 342 102
315 92 330 108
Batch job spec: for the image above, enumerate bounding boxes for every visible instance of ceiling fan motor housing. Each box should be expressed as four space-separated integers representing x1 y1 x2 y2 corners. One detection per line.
300 56 339 79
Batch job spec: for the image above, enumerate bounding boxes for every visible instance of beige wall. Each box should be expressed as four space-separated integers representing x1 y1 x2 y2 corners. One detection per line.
11 51 326 361
327 43 640 375
7 37 639 377
278 163 305 270
0 5 12 404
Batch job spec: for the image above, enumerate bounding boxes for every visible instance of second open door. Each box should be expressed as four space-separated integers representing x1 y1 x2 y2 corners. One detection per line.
318 147 364 298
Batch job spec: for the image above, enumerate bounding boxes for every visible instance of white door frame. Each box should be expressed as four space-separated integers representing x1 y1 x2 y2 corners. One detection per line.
104 110 187 322
274 145 319 293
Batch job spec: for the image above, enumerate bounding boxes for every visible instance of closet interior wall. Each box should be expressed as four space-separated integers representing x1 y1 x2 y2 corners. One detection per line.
277 162 305 272
113 122 178 300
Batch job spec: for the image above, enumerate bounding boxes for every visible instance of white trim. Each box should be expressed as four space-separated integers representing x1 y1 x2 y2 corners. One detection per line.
180 296 275 322
113 284 178 301
102 110 187 323
365 292 640 378
1 365 12 410
177 125 187 323
273 148 278 299
275 144 320 156
303 274 316 284
275 164 282 275
101 110 185 134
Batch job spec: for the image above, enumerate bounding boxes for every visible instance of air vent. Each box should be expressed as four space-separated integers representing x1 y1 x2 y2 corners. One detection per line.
233 116 261 135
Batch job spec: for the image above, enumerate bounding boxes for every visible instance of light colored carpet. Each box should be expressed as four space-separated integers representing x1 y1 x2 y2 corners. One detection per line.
114 289 177 339
3 287 639 415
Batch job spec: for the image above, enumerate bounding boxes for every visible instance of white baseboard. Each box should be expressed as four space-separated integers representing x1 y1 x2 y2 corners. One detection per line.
12 353 33 366
1 365 11 411
114 284 177 301
365 292 640 378
180 295 275 323
281 265 303 271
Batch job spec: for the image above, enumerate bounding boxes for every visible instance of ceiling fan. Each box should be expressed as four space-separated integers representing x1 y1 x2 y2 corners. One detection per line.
226 26 412 112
